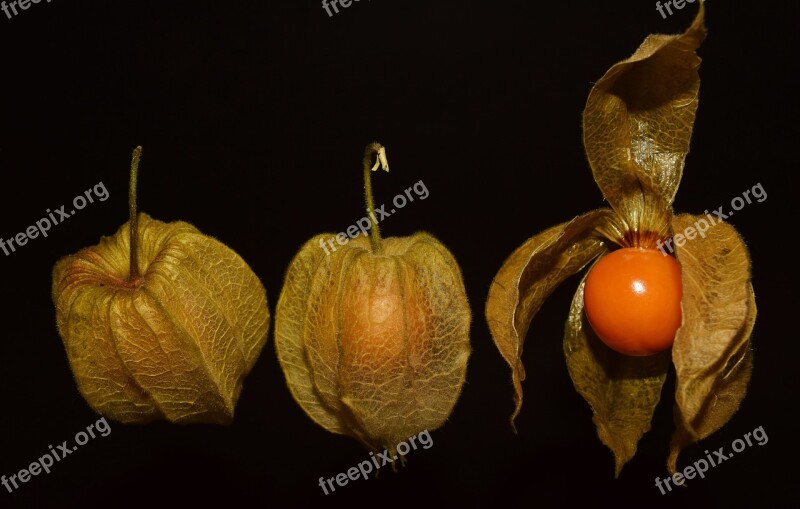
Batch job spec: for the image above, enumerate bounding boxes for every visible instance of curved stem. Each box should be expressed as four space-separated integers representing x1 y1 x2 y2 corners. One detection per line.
363 142 389 254
128 146 143 282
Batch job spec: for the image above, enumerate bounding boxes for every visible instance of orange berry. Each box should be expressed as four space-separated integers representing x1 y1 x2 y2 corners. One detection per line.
583 247 682 356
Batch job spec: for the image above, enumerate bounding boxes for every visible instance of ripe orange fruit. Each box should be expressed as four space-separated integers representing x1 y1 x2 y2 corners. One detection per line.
583 247 682 356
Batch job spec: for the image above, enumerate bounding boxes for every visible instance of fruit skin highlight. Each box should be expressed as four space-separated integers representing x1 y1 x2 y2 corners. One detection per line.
583 247 682 356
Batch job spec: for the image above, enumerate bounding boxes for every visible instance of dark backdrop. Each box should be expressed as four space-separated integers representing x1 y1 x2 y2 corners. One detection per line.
0 1 797 507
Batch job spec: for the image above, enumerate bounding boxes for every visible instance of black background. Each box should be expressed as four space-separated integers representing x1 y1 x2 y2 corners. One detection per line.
0 1 797 507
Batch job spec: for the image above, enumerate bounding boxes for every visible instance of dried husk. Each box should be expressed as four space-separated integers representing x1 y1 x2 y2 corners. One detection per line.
53 211 269 424
485 210 612 426
275 233 471 452
583 3 705 247
564 274 670 477
668 214 756 473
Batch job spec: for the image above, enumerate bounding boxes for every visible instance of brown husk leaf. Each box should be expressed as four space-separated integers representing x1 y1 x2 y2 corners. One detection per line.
668 213 756 473
564 274 670 477
582 5 705 244
485 210 613 427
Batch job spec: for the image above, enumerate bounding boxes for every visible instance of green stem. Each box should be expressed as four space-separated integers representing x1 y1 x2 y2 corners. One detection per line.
128 146 143 281
363 142 389 254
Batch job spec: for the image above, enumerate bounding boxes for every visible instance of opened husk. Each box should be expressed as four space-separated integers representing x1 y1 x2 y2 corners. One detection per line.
486 2 757 475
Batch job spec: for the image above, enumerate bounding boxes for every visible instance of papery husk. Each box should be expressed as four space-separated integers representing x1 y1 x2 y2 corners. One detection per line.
52 213 270 424
668 214 756 473
564 274 670 477
275 232 471 452
485 210 613 427
583 5 705 247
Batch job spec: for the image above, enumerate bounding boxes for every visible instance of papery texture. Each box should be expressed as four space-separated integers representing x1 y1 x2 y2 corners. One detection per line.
668 214 756 472
275 233 470 451
53 213 270 424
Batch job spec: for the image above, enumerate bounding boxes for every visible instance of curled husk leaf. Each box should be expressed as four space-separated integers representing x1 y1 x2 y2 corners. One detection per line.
275 233 471 452
485 210 611 427
585 3 706 248
668 214 756 473
52 213 270 424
